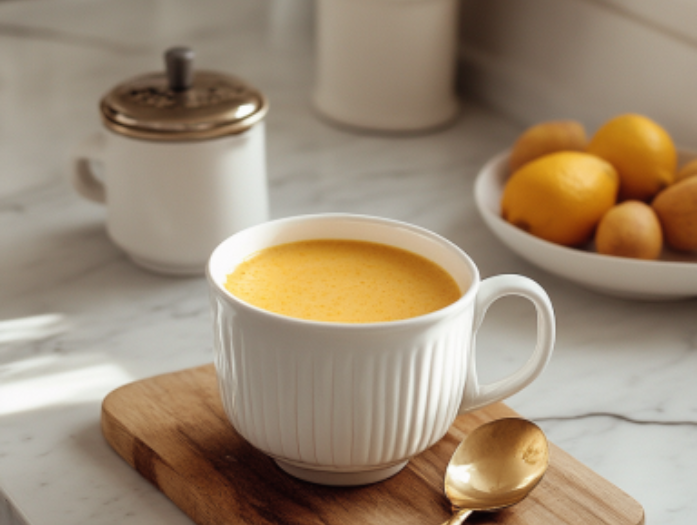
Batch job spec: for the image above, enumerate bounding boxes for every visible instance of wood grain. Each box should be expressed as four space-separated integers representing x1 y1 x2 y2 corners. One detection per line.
101 365 644 525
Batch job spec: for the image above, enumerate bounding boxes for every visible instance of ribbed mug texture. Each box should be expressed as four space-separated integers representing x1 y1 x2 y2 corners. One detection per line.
212 293 472 471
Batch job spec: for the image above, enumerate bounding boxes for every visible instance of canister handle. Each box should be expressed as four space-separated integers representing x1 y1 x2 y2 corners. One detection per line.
71 131 107 204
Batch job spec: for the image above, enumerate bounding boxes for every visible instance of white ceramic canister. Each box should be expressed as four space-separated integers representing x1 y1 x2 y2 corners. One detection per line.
314 0 460 133
72 48 269 276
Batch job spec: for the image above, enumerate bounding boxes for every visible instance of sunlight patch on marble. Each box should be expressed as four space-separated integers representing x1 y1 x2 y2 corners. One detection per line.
0 357 133 417
0 314 68 345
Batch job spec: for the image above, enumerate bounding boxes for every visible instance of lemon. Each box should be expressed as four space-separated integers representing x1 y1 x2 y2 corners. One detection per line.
501 151 619 247
587 113 676 201
652 177 697 252
595 201 662 260
508 120 587 172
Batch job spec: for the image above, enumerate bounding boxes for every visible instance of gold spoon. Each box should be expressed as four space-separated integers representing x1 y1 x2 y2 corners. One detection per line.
441 417 549 525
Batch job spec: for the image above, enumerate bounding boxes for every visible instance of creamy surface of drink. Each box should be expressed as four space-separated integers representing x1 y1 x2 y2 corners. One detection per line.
225 239 462 323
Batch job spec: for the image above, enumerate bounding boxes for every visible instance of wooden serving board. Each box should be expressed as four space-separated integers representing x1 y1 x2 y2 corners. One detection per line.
101 365 644 525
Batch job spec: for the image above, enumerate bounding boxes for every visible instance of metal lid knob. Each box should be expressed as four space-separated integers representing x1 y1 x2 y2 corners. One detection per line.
165 47 195 92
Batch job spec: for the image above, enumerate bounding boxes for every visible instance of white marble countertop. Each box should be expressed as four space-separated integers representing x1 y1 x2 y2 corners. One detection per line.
1 0 695 523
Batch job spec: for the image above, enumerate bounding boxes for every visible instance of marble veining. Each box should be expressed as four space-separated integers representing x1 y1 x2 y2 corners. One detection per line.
538 412 697 427
0 0 696 523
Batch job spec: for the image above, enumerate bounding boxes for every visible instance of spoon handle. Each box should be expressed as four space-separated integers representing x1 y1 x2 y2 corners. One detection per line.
440 509 473 525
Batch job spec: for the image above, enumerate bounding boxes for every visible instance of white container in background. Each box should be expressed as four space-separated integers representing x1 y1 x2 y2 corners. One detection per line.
71 47 270 276
314 0 460 133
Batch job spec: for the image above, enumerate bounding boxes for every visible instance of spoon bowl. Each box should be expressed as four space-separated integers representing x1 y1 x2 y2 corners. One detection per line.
442 417 549 524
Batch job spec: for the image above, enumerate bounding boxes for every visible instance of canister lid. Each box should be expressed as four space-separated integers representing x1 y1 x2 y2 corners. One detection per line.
100 47 268 141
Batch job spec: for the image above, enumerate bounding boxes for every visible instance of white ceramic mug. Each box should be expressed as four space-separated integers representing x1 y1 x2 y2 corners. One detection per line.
71 125 269 275
314 0 460 132
207 214 555 486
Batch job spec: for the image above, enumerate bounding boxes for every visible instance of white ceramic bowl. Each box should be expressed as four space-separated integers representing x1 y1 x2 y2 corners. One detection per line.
474 149 697 300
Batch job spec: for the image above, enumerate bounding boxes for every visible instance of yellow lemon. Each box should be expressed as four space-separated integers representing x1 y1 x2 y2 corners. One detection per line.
652 176 697 252
501 151 619 247
587 113 676 201
595 201 663 260
508 120 587 172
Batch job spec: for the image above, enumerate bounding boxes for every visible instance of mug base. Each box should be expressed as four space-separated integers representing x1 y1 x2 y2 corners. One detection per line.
274 459 408 486
128 254 204 277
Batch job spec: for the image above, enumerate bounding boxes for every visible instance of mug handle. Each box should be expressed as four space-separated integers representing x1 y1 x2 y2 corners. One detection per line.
459 274 555 414
71 131 107 204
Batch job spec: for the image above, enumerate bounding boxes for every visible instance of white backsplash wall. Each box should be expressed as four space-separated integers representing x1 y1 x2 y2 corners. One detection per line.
458 0 697 146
